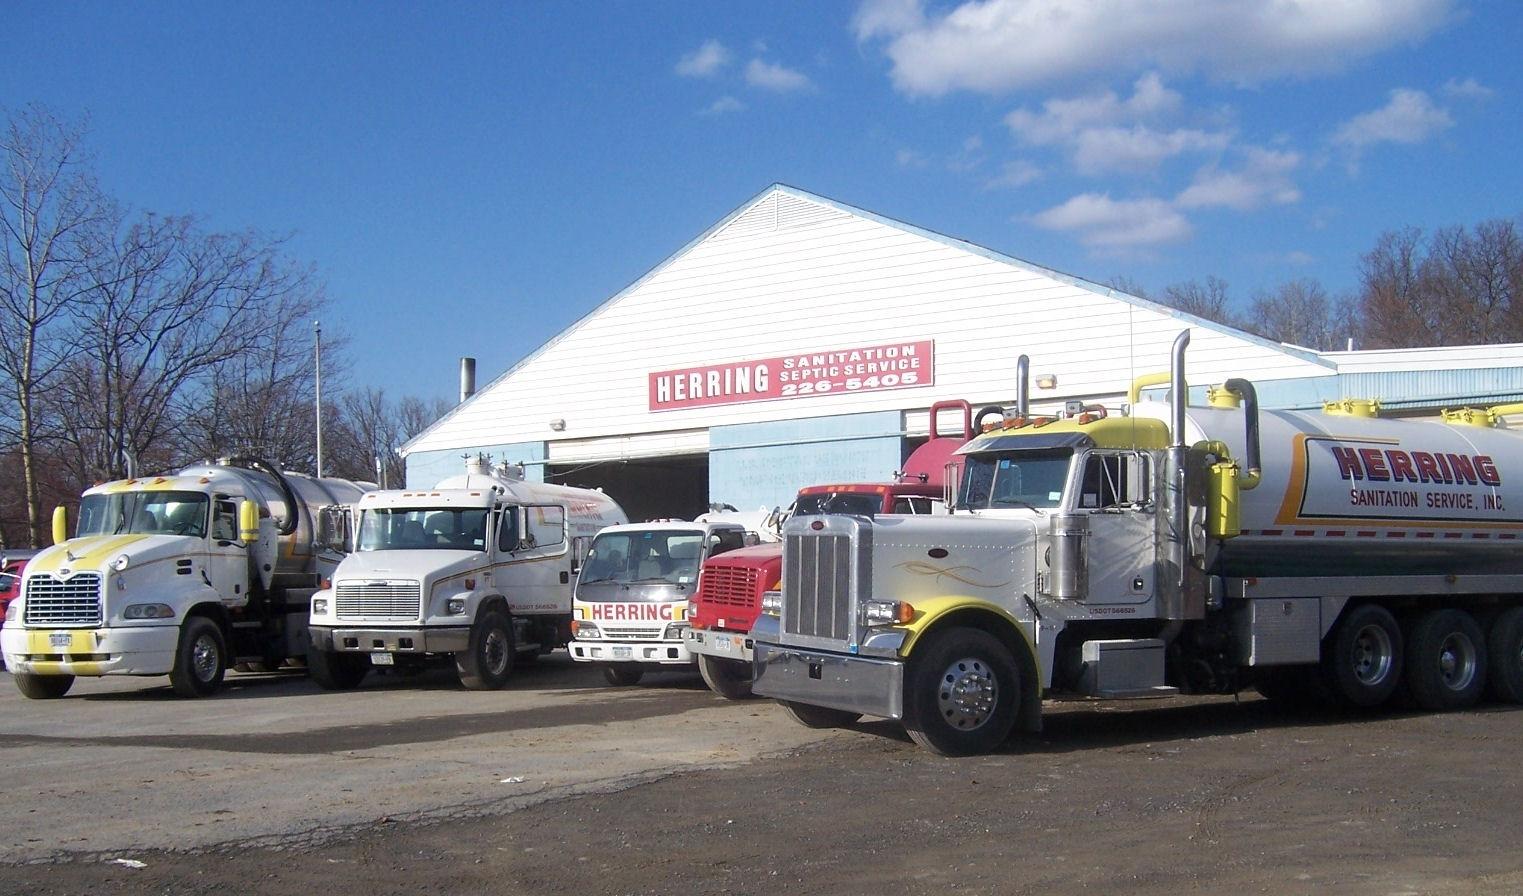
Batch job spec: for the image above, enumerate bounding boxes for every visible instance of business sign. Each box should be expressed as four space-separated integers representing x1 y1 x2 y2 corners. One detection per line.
648 340 935 412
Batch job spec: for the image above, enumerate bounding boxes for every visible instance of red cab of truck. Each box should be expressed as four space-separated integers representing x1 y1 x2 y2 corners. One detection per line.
685 400 979 698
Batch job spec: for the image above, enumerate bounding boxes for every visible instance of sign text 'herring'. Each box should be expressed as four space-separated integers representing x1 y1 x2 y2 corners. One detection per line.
648 340 935 411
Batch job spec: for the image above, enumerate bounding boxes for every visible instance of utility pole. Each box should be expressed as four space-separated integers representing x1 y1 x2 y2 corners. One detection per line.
314 320 324 478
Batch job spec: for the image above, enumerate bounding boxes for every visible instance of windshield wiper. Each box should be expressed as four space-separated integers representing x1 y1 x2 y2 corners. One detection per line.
993 499 1045 514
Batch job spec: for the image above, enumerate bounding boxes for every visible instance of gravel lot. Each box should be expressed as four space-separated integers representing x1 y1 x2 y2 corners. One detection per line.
1 655 1520 895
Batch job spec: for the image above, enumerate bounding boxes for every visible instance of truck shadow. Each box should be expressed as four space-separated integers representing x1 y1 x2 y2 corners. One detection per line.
849 696 1521 755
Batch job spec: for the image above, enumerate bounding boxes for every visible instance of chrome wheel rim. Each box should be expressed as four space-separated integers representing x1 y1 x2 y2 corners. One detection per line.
1437 632 1478 692
1352 623 1394 686
192 635 220 682
936 656 997 731
483 628 510 676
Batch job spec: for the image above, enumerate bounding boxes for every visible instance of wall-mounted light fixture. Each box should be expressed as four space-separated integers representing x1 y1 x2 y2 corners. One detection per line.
549 418 566 432
1035 373 1058 390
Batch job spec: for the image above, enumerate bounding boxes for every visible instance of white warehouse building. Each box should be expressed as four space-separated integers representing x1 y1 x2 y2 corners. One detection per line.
402 184 1523 521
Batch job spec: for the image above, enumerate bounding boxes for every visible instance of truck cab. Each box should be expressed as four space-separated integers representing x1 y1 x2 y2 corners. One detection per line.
569 521 748 686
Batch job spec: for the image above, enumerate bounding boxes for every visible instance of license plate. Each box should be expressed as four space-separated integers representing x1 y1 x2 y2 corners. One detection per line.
369 651 394 666
714 635 734 652
612 646 632 659
49 632 73 651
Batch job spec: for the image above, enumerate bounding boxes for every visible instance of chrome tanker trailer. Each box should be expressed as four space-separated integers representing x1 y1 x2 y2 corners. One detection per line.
752 331 1523 754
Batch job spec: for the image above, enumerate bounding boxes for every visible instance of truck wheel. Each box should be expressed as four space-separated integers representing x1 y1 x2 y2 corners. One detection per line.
1485 607 1523 704
1404 609 1487 711
902 627 1019 756
457 610 514 690
779 700 860 728
169 616 227 697
1319 603 1402 708
698 654 755 700
603 665 644 687
14 672 74 700
306 648 368 690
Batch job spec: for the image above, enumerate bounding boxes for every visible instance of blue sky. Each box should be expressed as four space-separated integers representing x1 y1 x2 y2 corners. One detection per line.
7 1 1519 405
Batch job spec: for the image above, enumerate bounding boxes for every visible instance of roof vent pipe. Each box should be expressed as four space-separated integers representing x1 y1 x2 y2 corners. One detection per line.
460 357 477 404
1015 354 1030 417
1170 330 1190 448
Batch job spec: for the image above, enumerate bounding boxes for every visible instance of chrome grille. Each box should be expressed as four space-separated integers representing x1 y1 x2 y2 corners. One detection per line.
335 581 422 621
603 626 664 640
23 573 102 625
698 565 761 609
783 532 856 644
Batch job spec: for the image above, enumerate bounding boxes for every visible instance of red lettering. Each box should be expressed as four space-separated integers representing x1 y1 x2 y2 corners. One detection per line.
1386 450 1418 483
1447 454 1478 485
1331 446 1363 480
1358 448 1390 481
1477 455 1502 487
1412 451 1443 484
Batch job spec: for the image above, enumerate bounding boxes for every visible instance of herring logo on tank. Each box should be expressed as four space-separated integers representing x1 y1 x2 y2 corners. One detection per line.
1287 435 1514 524
648 340 934 411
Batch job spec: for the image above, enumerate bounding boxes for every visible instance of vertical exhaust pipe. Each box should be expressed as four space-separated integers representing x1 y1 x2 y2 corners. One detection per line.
460 357 477 404
1015 354 1030 417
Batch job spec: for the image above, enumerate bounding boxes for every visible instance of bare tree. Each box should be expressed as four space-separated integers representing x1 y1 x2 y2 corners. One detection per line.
1161 276 1235 326
328 391 452 487
1104 275 1149 299
1358 220 1523 348
0 106 111 545
1245 278 1355 351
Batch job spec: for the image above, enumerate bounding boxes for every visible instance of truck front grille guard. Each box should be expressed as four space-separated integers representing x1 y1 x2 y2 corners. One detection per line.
782 523 869 651
23 573 103 626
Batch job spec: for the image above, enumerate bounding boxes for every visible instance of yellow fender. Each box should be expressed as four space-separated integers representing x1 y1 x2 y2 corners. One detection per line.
896 595 1034 661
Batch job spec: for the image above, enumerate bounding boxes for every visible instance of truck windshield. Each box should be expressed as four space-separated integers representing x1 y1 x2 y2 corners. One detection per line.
793 492 883 517
357 508 489 551
960 450 1072 510
76 491 210 537
579 530 704 590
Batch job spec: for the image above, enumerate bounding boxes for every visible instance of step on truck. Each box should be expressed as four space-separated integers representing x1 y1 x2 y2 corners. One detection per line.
685 399 979 699
752 331 1523 755
1 457 366 698
569 520 750 686
307 457 626 689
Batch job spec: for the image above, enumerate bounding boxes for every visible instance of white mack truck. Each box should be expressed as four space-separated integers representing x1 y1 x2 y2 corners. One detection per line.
1 457 365 698
752 331 1523 755
307 458 626 689
568 519 749 686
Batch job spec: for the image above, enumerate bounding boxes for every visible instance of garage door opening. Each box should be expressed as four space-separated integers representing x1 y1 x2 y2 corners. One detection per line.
547 454 709 522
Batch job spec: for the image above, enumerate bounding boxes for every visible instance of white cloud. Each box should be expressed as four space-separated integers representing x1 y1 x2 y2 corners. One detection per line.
1332 88 1453 152
857 0 1455 96
1029 193 1191 247
677 39 730 78
1005 73 1228 174
699 96 744 116
746 59 813 91
896 148 930 168
1442 77 1495 101
985 159 1041 189
1176 147 1302 210
1285 251 1316 266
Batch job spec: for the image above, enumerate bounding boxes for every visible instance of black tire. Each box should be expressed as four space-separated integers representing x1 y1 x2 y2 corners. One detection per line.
698 654 755 700
1405 608 1487 711
14 672 74 699
902 627 1020 756
306 647 369 690
603 664 645 687
169 616 227 697
1485 607 1523 704
456 610 514 690
779 699 861 729
1319 603 1403 708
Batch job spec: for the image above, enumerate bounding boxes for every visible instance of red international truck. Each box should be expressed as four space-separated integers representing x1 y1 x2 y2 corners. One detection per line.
685 399 984 698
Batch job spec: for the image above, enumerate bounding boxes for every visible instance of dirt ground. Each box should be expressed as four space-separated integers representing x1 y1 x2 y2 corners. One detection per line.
4 684 1520 896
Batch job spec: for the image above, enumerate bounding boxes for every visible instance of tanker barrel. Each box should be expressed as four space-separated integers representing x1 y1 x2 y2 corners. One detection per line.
1221 377 1262 489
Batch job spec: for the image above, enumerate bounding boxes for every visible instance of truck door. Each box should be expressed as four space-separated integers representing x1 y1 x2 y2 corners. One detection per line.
496 505 569 614
206 497 252 605
1078 452 1155 606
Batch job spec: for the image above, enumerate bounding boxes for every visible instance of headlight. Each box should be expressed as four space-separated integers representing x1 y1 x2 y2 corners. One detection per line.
312 597 329 615
864 600 915 625
571 620 601 639
123 603 175 620
663 621 689 640
112 554 131 571
5 602 17 623
760 590 782 616
446 597 467 615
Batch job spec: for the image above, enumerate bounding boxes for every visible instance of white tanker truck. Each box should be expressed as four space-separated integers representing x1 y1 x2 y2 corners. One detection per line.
307 458 627 689
1 457 366 698
752 331 1523 755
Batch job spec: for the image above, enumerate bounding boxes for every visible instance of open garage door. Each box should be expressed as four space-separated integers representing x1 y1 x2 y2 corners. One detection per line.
547 454 710 522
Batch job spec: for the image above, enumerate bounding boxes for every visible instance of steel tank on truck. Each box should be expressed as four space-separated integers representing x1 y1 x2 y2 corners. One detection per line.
429 464 625 546
1133 400 1523 577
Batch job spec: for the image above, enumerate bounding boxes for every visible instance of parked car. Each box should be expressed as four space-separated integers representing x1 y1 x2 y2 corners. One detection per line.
0 554 31 666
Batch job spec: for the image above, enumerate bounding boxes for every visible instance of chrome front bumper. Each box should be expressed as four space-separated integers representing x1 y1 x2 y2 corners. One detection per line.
311 625 470 654
568 638 693 666
752 641 905 720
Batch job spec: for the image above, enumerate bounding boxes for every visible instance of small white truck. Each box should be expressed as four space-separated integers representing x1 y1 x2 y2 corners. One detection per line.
1 457 365 698
307 458 626 689
568 520 749 686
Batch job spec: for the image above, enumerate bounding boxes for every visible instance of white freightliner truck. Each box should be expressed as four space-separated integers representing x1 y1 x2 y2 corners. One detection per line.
307 458 626 689
1 457 366 698
568 519 749 686
752 331 1523 755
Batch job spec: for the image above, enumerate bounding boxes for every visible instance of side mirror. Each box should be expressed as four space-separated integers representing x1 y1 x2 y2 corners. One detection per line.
238 499 260 544
52 506 69 546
